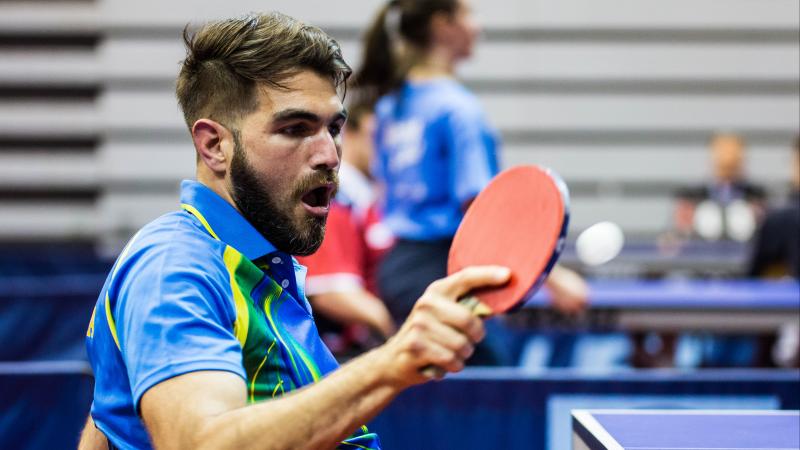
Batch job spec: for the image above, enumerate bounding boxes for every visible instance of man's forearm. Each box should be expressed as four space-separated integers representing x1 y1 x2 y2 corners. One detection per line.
142 266 507 450
195 348 399 450
78 416 108 450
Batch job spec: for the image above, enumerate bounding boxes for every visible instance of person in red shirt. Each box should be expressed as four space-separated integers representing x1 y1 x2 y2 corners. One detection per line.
297 103 396 356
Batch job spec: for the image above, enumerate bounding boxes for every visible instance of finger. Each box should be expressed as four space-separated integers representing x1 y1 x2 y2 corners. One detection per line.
419 340 467 374
417 298 485 344
421 318 476 361
427 265 511 299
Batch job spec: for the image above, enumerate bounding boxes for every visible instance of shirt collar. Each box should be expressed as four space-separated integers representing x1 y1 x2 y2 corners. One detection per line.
179 179 278 261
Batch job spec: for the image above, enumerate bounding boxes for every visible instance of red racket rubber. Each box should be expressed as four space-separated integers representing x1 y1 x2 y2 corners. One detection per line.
422 165 570 377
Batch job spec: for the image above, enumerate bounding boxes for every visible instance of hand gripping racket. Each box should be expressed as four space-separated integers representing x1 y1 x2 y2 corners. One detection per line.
423 165 570 376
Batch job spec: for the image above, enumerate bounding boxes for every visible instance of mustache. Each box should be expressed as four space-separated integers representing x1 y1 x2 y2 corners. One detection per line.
292 169 339 198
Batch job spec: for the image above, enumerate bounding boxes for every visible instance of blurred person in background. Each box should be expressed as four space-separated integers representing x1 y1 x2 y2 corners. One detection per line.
671 132 767 242
79 12 511 449
354 0 587 366
748 136 800 281
656 134 787 368
647 133 768 367
746 136 800 368
296 102 397 359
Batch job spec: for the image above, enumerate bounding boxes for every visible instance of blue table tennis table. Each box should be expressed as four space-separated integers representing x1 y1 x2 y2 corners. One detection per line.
520 279 800 333
572 409 800 450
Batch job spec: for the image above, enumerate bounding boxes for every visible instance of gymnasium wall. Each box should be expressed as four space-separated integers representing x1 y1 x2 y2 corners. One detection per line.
0 0 798 249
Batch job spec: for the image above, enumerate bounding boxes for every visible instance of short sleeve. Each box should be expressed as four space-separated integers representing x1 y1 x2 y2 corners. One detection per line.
296 203 366 295
113 242 246 409
443 106 496 204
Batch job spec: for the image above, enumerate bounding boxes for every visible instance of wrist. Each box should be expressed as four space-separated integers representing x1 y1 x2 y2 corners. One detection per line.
355 342 411 392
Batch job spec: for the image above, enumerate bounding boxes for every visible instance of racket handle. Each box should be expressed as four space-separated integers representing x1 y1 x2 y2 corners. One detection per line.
457 295 492 318
420 295 490 379
421 364 446 378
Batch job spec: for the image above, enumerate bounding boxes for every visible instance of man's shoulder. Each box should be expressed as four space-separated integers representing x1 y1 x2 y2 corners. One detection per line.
138 209 224 250
118 210 230 281
105 210 237 327
736 181 767 200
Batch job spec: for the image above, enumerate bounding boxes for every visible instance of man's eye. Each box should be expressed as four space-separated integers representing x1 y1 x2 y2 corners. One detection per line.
328 123 343 138
282 124 310 136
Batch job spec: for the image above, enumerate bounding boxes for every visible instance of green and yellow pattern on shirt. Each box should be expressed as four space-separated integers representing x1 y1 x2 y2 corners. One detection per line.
219 232 381 449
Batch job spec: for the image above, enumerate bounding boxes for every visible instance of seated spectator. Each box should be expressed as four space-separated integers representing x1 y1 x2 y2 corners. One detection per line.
643 133 769 367
672 132 766 242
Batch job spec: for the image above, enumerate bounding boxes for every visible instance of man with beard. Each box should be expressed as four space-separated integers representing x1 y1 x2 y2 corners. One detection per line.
79 12 509 450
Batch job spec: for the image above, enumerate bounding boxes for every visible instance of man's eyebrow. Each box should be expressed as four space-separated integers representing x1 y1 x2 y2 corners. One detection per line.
272 108 348 123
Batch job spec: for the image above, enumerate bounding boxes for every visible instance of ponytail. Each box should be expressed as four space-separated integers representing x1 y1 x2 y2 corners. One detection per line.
353 1 402 101
353 0 460 102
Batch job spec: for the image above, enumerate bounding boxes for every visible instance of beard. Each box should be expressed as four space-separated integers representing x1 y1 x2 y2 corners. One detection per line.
229 132 337 256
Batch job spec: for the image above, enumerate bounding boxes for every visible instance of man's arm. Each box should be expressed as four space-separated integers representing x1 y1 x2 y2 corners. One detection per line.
78 416 108 450
311 289 396 338
141 266 509 450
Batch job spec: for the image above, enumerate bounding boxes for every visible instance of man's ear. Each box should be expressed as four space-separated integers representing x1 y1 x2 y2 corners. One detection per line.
192 119 232 174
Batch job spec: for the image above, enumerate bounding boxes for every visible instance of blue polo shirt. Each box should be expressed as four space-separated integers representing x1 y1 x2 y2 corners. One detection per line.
373 78 500 241
86 180 381 449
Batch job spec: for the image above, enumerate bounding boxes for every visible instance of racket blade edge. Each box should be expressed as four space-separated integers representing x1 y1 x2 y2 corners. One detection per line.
447 165 568 314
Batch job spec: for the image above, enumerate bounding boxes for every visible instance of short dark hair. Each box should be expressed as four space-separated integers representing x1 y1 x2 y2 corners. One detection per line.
176 12 352 129
344 101 375 131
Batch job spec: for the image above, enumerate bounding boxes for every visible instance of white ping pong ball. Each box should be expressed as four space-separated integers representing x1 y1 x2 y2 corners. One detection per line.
575 221 625 266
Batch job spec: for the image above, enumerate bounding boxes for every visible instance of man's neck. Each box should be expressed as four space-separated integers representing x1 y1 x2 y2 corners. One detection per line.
196 167 240 213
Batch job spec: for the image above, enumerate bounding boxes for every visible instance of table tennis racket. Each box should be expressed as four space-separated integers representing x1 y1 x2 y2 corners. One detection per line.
423 165 570 377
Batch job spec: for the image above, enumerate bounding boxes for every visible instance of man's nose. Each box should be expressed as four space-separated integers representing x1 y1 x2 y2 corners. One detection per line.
309 130 340 171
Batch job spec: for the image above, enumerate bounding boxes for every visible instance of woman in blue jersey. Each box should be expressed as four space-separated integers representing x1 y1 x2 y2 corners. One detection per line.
355 0 501 364
355 0 587 366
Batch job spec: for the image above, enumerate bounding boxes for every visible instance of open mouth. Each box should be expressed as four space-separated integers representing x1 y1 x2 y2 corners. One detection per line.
300 183 335 217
